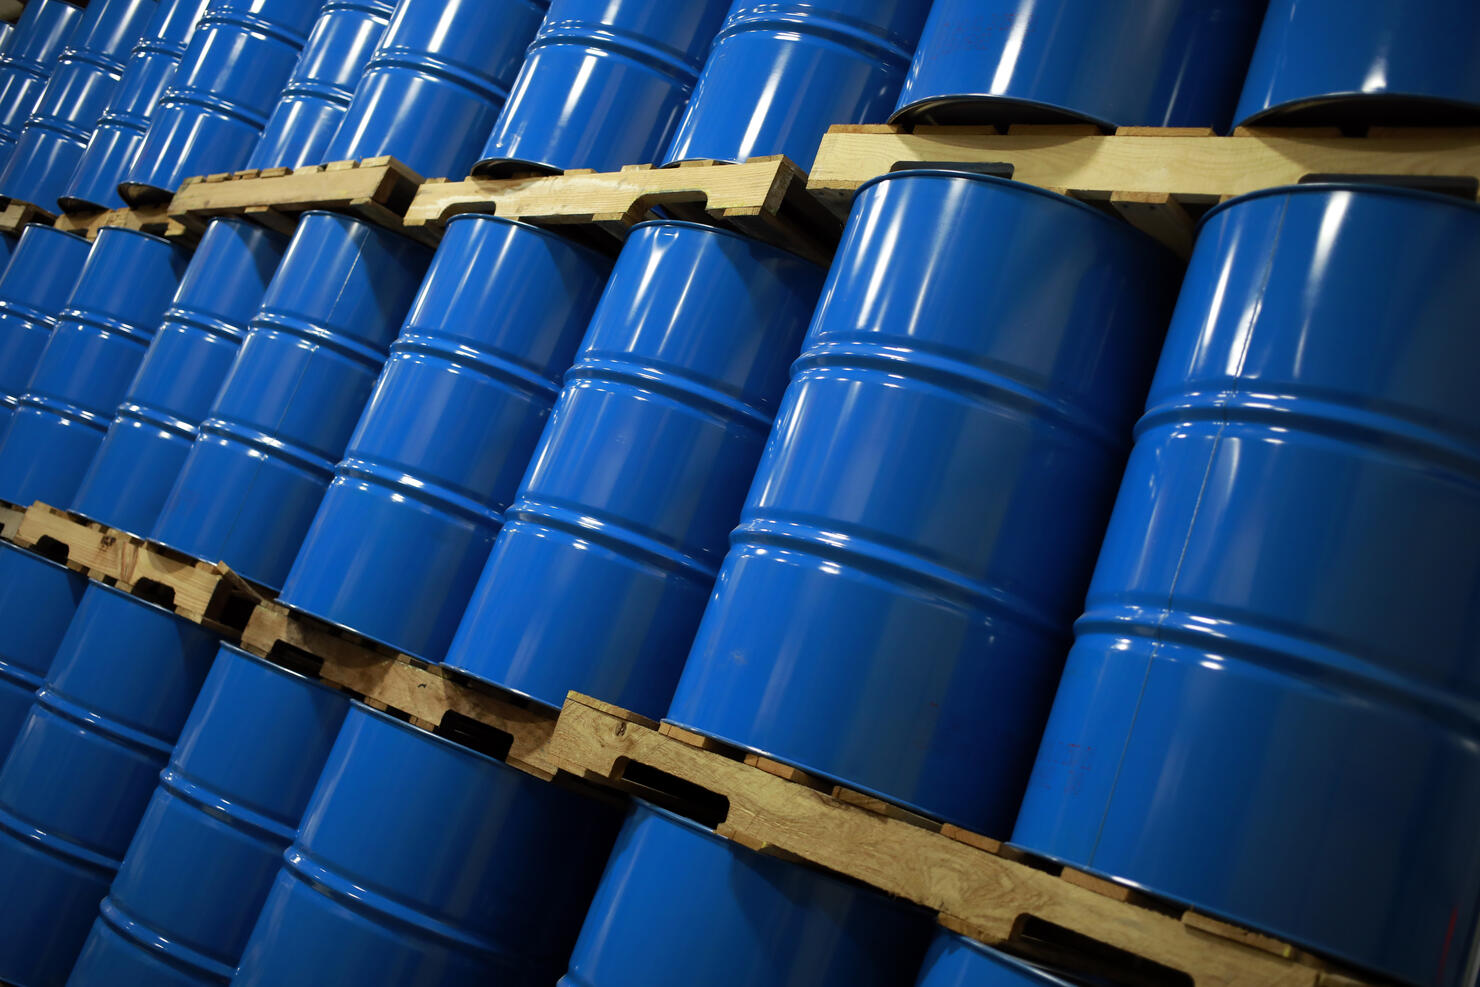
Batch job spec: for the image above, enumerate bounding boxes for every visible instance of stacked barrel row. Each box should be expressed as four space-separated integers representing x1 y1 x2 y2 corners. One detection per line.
0 1 1476 986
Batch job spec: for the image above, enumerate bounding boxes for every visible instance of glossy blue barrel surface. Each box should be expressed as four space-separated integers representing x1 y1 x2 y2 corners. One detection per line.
66 645 349 987
0 0 84 170
121 0 319 201
560 800 931 986
892 0 1266 132
0 23 12 54
324 0 546 181
0 224 90 442
0 228 189 511
61 0 210 212
0 584 219 987
72 218 287 537
280 215 611 661
662 1 929 171
247 0 394 170
0 544 86 761
152 212 432 590
475 0 728 176
445 222 823 716
0 232 13 266
0 0 156 211
913 932 1076 987
667 172 1177 835
1012 185 1480 987
234 703 622 986
1235 0 1480 127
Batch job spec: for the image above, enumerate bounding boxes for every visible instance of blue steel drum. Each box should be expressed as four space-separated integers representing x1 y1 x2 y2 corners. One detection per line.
474 0 728 176
1235 0 1480 127
891 0 1266 132
66 645 349 987
0 583 219 987
662 1 929 171
324 0 546 181
72 218 287 537
560 800 931 986
247 0 394 171
667 172 1177 835
445 222 823 717
152 212 432 590
0 224 90 441
0 23 12 55
60 0 210 212
121 0 319 202
233 703 622 986
913 932 1076 987
1011 185 1480 987
0 0 156 211
0 228 190 511
0 231 14 268
0 543 86 760
0 0 84 170
279 214 611 661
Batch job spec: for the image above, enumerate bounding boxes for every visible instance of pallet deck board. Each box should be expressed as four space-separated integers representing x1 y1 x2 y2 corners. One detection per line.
546 694 1378 987
53 203 191 242
404 156 841 265
8 503 262 631
239 599 562 780
808 124 1480 256
168 156 434 245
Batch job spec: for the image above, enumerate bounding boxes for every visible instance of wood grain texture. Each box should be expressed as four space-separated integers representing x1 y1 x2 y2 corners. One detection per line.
546 695 1370 987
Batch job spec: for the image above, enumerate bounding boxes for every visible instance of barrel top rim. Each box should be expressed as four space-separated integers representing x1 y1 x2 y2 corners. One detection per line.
1201 181 1480 229
346 698 535 776
856 168 1167 245
627 218 828 268
444 211 614 262
0 538 79 578
216 641 354 698
21 221 87 244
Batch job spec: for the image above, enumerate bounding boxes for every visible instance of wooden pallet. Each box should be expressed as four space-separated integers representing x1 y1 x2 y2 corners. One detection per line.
404 156 842 266
53 203 193 243
546 694 1384 987
0 195 57 237
238 599 561 780
7 503 264 634
808 124 1480 257
167 156 433 245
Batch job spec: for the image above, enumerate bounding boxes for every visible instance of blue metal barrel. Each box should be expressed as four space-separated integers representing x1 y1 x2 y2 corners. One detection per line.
1235 0 1480 127
279 214 610 661
474 0 728 176
892 0 1266 132
667 172 1177 835
324 0 546 181
0 0 84 171
66 645 349 987
247 0 394 171
152 212 431 590
0 0 156 211
60 0 210 212
72 218 287 537
661 1 929 171
1011 185 1480 987
0 583 219 987
560 800 931 986
121 0 319 202
0 232 14 268
0 227 190 511
0 223 90 441
444 222 823 716
913 932 1076 987
0 544 86 760
0 23 12 55
233 703 622 986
